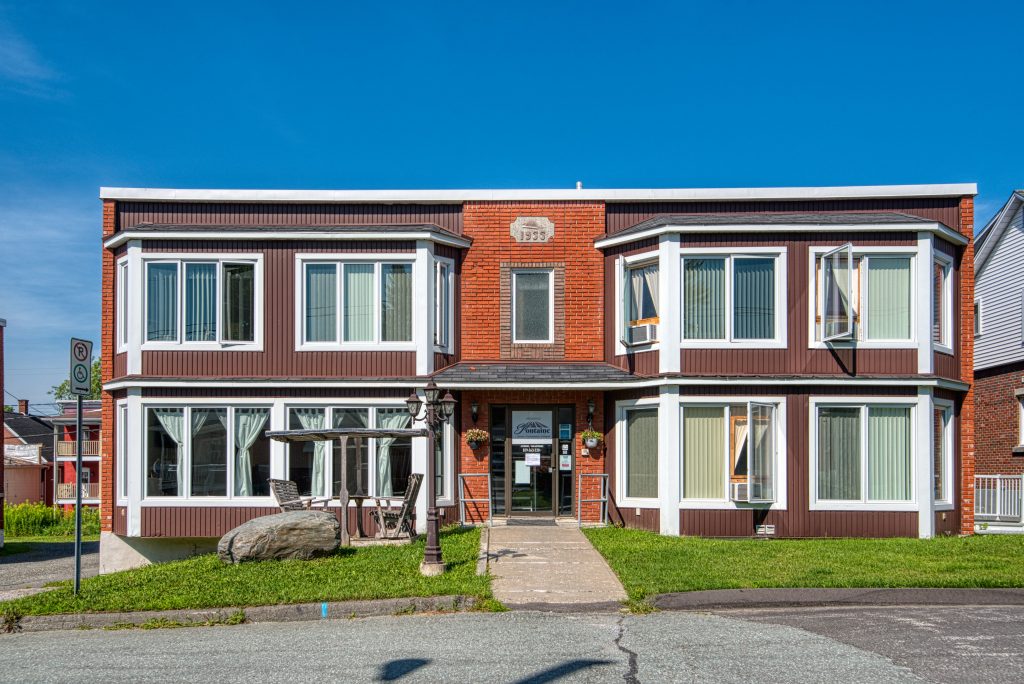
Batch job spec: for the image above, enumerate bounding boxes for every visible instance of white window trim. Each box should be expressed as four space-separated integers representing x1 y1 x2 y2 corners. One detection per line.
678 395 788 510
511 268 555 344
141 253 265 352
807 245 919 350
116 258 129 353
615 250 661 355
1017 398 1024 450
615 398 661 508
434 420 454 506
934 398 955 510
679 246 788 349
116 400 129 505
433 256 455 353
808 396 921 511
974 298 983 337
294 254 417 352
932 252 954 355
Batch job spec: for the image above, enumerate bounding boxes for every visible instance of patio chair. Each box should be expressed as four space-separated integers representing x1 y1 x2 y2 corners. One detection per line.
371 473 424 540
268 479 332 511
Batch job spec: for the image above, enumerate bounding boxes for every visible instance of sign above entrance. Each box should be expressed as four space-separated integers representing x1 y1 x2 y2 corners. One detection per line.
511 410 553 444
510 216 554 244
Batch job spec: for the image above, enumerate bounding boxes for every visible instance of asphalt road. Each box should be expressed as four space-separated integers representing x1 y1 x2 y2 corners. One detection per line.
0 541 99 598
4 605 1021 683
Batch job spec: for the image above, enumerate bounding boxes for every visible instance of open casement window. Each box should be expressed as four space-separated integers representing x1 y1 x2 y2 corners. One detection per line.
820 243 854 341
619 256 660 346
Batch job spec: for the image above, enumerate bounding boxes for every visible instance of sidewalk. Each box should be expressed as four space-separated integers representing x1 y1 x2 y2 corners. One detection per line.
484 522 627 610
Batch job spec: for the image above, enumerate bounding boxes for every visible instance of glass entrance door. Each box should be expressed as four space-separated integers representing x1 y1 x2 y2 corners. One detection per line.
510 442 553 513
489 405 574 517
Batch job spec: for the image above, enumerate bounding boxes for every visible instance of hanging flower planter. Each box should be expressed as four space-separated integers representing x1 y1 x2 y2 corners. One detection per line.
580 430 603 449
465 428 489 451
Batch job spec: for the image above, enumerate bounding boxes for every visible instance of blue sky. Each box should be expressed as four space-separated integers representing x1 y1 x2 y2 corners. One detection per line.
2 1 1022 410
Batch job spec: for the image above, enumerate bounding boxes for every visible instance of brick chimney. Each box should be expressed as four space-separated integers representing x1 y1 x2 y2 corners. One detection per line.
17 399 28 415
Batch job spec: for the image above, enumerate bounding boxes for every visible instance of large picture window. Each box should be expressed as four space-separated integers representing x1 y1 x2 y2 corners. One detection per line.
512 269 553 343
301 260 414 346
145 405 271 499
144 258 261 347
681 252 783 344
814 403 913 505
814 249 913 343
681 401 778 503
622 407 658 500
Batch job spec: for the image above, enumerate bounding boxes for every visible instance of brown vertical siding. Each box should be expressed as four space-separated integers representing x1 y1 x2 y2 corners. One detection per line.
141 387 412 399
113 353 127 379
113 506 127 535
605 197 961 234
119 202 464 235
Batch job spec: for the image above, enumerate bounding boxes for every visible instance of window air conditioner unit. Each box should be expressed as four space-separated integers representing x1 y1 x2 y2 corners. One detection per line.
730 482 750 503
625 323 657 346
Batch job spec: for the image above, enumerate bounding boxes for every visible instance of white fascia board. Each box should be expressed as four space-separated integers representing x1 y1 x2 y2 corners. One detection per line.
103 230 471 250
594 222 968 250
105 376 970 391
100 183 977 204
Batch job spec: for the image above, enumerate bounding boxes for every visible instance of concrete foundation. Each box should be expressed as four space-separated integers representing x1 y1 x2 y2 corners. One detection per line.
99 532 218 574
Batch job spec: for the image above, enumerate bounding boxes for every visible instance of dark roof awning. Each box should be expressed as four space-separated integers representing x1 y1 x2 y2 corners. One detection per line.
265 427 428 443
432 362 639 388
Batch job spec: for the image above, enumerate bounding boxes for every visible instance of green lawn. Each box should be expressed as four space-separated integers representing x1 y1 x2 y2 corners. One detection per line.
584 527 1024 602
2 527 490 616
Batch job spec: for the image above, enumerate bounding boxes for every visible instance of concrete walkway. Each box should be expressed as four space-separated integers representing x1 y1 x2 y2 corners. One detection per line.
485 522 627 610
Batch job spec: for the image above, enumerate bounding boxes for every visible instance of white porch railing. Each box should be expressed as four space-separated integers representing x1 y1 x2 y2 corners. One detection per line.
55 440 100 457
56 482 101 501
975 475 1024 523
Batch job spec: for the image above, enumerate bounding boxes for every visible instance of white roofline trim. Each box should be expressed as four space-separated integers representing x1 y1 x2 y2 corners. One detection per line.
975 191 1024 274
594 222 968 249
103 230 472 250
104 376 967 391
100 184 977 204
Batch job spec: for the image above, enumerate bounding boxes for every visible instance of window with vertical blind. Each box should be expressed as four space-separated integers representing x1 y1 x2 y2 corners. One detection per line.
621 406 658 500
143 257 262 348
680 250 785 345
812 249 914 343
813 402 914 507
299 259 414 347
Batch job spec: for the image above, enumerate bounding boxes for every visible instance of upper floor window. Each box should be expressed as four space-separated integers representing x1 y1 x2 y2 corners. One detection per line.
300 260 413 347
619 257 659 346
117 259 128 352
974 299 982 336
814 246 913 343
932 254 953 350
681 250 785 346
144 258 261 348
512 269 553 343
434 259 452 349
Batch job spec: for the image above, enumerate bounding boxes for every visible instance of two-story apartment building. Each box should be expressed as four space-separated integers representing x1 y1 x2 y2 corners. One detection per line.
97 183 976 572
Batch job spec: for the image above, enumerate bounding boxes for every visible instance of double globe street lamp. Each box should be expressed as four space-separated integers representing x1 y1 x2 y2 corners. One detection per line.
406 380 456 576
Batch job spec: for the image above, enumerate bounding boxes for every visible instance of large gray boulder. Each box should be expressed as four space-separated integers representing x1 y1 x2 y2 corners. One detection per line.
218 511 340 563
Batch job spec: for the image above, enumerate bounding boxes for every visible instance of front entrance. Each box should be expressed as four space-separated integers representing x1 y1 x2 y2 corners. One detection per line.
489 405 575 517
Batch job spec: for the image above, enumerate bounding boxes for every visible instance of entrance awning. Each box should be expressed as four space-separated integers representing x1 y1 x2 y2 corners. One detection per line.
432 362 639 389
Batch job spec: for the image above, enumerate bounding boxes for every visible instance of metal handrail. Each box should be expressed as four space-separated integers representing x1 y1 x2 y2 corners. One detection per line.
577 473 609 527
458 473 492 527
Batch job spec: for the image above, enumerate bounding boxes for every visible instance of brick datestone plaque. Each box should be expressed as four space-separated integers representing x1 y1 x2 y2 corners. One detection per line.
510 216 555 243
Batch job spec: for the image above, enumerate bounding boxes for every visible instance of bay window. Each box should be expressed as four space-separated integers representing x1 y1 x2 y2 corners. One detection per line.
145 405 271 499
512 269 553 343
814 402 913 506
932 255 953 349
618 257 659 346
681 251 784 344
681 401 779 503
144 258 261 347
621 406 658 500
435 260 452 348
300 260 414 346
814 247 913 343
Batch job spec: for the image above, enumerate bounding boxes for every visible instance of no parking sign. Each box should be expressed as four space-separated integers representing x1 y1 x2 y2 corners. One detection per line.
69 338 93 395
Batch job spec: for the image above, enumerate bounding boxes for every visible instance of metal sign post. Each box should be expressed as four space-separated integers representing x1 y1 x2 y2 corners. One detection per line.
69 338 92 596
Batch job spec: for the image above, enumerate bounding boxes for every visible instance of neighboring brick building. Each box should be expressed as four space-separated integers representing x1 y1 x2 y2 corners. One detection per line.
973 190 1024 531
97 183 977 572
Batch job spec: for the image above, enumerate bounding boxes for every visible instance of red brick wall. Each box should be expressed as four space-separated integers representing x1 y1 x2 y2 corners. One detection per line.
460 202 604 361
975 361 1024 476
100 199 116 533
458 390 605 523
959 197 976 534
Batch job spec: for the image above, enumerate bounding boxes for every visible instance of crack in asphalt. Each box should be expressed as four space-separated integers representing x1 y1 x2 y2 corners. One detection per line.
614 615 640 684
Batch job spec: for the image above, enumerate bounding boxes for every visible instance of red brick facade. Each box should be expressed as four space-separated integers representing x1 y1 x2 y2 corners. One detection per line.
959 197 976 534
100 199 116 533
460 202 604 361
975 362 1024 476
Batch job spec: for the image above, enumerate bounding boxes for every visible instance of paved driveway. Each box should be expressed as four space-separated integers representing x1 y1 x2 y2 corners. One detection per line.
0 540 99 599
5 606 1021 682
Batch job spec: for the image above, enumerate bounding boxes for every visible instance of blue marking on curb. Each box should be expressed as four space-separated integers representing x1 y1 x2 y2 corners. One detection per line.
321 602 328 619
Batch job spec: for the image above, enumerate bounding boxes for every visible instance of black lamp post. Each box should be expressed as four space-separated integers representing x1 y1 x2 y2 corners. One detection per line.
406 379 456 576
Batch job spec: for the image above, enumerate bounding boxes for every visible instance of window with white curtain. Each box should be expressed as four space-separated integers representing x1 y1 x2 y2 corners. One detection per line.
813 250 913 342
681 253 782 343
619 258 660 346
144 258 260 346
621 406 658 500
300 260 414 346
814 403 913 504
681 401 778 503
145 405 271 499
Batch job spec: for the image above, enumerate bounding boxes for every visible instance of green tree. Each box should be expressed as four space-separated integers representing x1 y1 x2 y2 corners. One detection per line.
50 358 102 400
